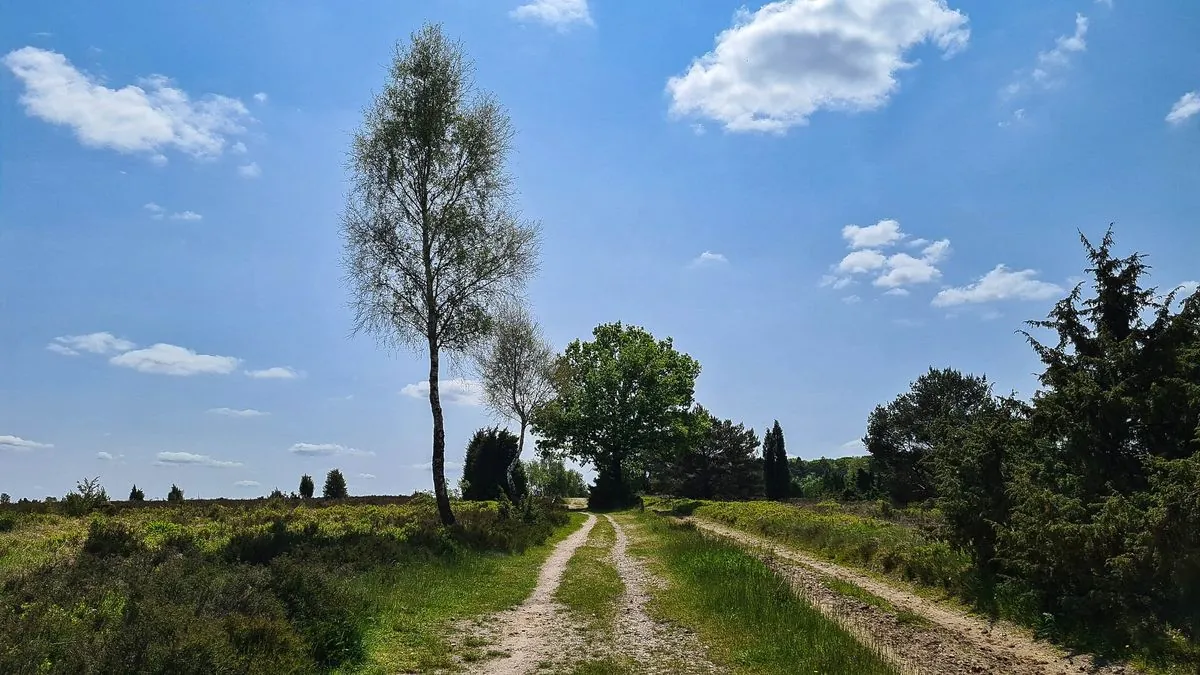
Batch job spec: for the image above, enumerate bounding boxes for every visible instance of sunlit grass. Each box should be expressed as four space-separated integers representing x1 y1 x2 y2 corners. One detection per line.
554 516 622 632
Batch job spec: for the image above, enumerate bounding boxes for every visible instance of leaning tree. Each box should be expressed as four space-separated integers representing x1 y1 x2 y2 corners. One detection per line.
342 23 540 525
474 301 555 495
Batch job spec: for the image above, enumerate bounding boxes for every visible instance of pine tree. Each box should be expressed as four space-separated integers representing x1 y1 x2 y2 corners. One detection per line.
299 474 314 499
128 484 145 502
166 484 184 503
766 421 789 500
323 469 348 499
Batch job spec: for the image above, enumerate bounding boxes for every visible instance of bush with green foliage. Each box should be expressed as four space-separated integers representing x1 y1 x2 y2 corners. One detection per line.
524 455 588 500
167 484 184 502
323 469 347 499
63 477 109 516
299 474 315 499
461 426 527 502
661 406 763 500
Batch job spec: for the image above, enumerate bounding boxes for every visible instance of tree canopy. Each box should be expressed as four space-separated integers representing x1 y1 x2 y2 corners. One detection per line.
461 426 528 502
662 405 763 501
532 322 701 509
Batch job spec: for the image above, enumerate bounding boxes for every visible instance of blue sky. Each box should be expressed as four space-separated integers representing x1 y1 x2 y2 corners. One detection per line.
2 0 1198 500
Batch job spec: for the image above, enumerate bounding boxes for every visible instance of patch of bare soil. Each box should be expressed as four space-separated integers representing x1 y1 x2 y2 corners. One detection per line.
689 517 1132 675
459 514 598 675
604 514 725 675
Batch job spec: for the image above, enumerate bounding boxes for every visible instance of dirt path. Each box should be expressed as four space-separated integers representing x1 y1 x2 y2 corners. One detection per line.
463 514 597 675
688 517 1130 675
604 514 725 674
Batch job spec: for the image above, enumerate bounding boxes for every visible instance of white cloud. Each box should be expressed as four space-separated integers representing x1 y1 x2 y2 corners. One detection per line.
97 451 114 460
144 202 165 219
921 238 951 263
874 252 942 288
1166 92 1200 126
245 366 300 379
358 473 376 480
666 0 969 132
1176 280 1199 296
110 343 240 376
155 451 242 468
836 249 888 274
1007 13 1088 96
47 331 135 356
237 162 262 178
252 92 268 103
1095 0 1112 7
169 210 202 221
842 295 862 304
510 0 593 29
840 439 866 454
234 480 261 487
843 219 905 249
998 107 1026 128
0 435 53 450
231 140 247 153
689 251 728 267
401 378 483 406
288 442 374 457
884 288 910 296
932 264 1063 307
819 274 854 290
207 407 268 417
2 47 250 160
412 460 464 471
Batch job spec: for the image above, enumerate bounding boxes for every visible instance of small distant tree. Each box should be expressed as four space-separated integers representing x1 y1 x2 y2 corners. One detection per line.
167 484 184 503
323 469 348 499
0 493 9 505
128 485 145 502
461 426 527 502
762 421 790 500
342 23 541 526
525 455 588 500
666 406 762 500
64 477 109 516
269 487 286 499
299 474 315 499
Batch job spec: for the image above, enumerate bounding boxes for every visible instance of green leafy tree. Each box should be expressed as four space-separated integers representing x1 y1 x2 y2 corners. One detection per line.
524 455 588 500
461 426 528 502
864 367 994 504
666 406 763 500
299 474 315 499
323 469 348 499
532 322 702 509
341 23 540 526
128 485 144 502
762 421 790 500
166 484 184 503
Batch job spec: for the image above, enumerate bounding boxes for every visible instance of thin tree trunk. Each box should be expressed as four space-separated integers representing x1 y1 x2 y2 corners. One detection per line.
506 417 527 501
428 341 456 526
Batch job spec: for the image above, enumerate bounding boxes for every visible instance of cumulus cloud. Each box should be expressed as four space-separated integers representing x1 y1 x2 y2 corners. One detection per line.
237 162 261 178
510 0 593 29
689 251 729 268
155 451 242 468
47 331 135 356
666 0 969 132
252 92 268 103
110 343 240 376
231 141 247 153
245 366 300 380
288 443 374 457
234 480 260 487
144 202 165 218
932 264 1063 306
207 407 268 417
97 451 114 460
2 46 250 161
401 378 482 406
843 219 905 249
0 435 53 450
1166 92 1200 126
824 220 949 292
169 210 202 221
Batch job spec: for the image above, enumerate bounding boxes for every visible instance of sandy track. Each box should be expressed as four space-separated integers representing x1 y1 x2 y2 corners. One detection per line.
463 514 597 675
688 517 1130 675
604 514 725 675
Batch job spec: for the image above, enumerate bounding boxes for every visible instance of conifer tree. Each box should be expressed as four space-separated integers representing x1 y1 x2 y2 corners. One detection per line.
299 474 315 499
323 469 348 499
128 484 145 502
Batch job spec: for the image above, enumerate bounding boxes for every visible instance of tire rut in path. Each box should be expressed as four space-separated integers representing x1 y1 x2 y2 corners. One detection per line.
603 514 725 675
462 514 597 675
688 517 1130 675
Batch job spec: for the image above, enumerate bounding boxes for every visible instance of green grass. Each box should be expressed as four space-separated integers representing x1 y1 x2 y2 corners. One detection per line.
623 513 898 675
822 576 895 612
566 656 639 674
348 511 588 674
553 516 623 632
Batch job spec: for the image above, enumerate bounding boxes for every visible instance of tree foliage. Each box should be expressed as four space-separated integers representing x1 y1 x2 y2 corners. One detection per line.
341 23 539 525
167 484 184 503
322 470 348 499
864 367 994 504
762 421 790 500
128 485 144 502
532 322 701 509
299 474 315 499
524 455 588 500
663 405 763 500
461 426 528 502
